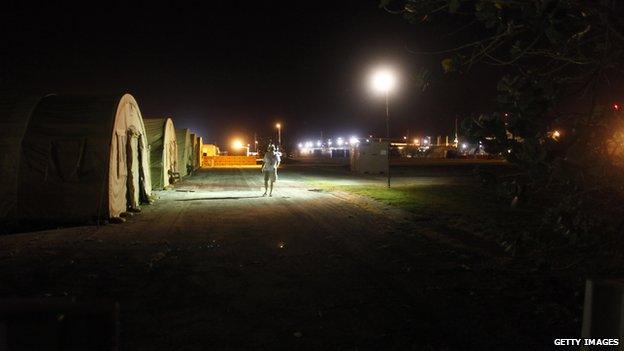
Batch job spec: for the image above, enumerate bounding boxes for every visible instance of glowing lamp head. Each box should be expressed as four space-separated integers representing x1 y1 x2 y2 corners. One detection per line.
276 123 281 129
316 140 322 147
371 69 396 94
349 136 359 145
232 140 243 149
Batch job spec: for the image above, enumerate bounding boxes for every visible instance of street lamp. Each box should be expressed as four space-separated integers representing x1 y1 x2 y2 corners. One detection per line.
232 139 249 156
370 67 397 188
232 139 243 149
275 123 282 146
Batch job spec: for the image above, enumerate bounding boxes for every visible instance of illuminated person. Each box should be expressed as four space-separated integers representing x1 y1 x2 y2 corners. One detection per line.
262 144 281 197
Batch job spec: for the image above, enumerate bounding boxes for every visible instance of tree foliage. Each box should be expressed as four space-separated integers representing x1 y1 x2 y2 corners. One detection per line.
382 0 624 248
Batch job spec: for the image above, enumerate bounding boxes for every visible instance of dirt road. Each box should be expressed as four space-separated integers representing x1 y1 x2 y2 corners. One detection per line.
0 167 578 350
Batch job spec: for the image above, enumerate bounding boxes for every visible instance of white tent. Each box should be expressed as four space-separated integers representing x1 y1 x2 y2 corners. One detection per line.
175 128 193 177
1 93 152 227
144 118 178 189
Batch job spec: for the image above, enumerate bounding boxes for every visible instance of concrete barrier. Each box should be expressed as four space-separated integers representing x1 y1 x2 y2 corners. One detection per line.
202 156 258 167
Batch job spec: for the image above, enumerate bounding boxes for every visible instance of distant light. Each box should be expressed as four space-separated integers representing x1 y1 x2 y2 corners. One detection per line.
316 140 322 147
298 143 303 148
507 149 512 154
413 139 418 145
461 143 468 149
552 130 561 140
337 138 344 146
276 123 281 129
423 139 429 145
371 68 397 94
366 139 370 142
328 139 332 146
305 141 313 148
403 136 407 140
349 136 359 145
614 104 620 111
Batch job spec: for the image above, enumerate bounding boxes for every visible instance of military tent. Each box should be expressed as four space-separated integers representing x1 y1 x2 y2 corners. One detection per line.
190 133 198 170
175 128 193 177
145 118 178 189
6 93 152 226
0 95 43 229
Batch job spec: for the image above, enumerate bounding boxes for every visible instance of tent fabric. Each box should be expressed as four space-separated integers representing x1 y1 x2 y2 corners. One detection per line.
0 95 43 228
202 144 218 157
190 133 198 170
175 128 193 177
16 93 151 224
195 136 203 168
144 118 178 189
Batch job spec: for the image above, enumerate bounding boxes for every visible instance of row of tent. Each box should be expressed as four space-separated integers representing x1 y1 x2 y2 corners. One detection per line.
0 93 203 229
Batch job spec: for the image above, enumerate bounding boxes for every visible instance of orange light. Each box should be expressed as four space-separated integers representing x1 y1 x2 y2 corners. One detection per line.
275 123 281 129
614 104 620 111
551 130 561 140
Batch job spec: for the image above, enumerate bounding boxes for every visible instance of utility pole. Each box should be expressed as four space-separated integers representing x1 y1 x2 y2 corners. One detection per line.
385 91 390 188
454 118 459 147
253 132 258 152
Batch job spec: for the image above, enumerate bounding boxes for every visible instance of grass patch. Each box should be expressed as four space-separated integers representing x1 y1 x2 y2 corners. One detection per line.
315 181 541 248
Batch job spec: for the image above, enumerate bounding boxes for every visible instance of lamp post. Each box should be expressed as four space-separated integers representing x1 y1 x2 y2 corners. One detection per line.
275 123 282 146
371 68 397 188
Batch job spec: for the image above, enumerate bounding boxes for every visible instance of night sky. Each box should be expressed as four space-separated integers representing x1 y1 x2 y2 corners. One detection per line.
2 1 499 148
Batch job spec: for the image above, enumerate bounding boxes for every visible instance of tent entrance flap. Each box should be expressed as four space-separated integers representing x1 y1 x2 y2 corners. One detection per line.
126 129 141 210
108 94 152 219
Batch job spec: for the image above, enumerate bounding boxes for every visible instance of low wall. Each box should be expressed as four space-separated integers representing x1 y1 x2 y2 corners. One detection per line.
202 156 258 167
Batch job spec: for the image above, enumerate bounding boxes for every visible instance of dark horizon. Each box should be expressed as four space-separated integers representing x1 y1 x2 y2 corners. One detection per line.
2 1 500 148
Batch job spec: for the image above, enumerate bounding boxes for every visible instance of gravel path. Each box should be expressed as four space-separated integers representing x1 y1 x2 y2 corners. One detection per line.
0 167 579 350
